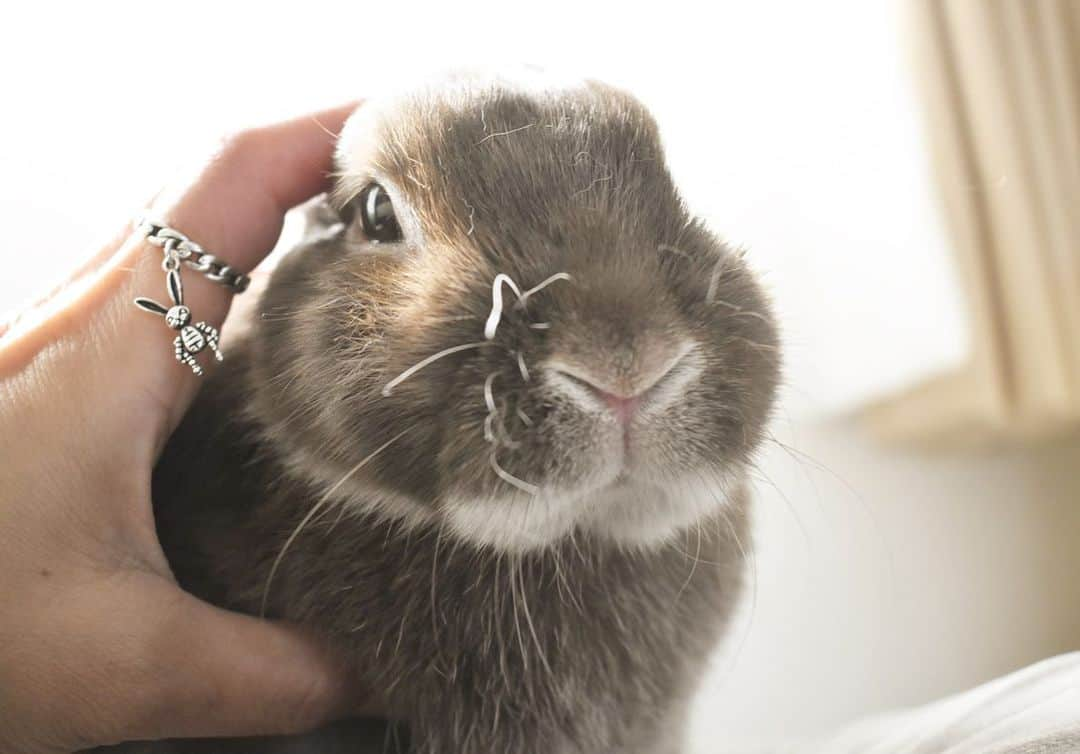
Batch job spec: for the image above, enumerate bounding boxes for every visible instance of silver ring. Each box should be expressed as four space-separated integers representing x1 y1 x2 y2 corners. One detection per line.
136 218 251 294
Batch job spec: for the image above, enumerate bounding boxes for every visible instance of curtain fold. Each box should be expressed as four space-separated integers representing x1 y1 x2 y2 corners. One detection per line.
866 0 1080 443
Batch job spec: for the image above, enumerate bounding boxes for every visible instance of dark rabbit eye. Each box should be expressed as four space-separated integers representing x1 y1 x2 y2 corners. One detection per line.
358 183 403 243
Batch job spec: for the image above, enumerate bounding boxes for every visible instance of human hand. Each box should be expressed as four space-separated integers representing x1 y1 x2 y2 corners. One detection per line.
0 103 366 753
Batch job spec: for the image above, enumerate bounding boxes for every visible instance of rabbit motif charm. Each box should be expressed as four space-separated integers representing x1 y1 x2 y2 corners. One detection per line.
134 268 223 375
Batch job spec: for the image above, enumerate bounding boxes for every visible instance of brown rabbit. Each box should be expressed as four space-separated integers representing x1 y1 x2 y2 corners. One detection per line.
100 72 780 753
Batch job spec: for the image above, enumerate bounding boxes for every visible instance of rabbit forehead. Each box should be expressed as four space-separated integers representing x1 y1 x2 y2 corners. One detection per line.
332 73 670 245
335 68 594 184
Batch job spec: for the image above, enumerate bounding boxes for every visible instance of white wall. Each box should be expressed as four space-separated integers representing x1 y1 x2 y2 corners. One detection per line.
3 1 1076 749
0 0 967 416
691 418 1080 750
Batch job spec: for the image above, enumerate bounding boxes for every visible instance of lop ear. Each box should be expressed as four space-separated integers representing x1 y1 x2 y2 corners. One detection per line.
134 297 168 315
167 269 184 305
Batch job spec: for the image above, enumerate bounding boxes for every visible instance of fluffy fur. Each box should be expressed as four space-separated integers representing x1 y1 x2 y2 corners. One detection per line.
95 73 780 753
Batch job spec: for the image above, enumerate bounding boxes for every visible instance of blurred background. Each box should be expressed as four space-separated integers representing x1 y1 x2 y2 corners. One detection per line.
1 1 1077 751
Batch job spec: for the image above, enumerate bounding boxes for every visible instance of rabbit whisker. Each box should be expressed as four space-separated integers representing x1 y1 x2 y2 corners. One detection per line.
483 371 499 414
259 427 411 617
489 451 538 495
518 272 572 305
484 274 525 339
485 272 571 340
382 341 488 396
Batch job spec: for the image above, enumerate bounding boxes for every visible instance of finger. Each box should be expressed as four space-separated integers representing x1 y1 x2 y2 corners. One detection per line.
147 104 358 274
120 583 371 744
0 102 359 442
7 570 373 753
114 102 359 432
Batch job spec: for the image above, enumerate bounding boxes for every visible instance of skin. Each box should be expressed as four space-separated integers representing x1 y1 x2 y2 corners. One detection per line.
0 103 371 754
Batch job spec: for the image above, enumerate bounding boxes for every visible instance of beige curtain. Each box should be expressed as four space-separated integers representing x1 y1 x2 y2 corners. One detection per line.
865 0 1080 444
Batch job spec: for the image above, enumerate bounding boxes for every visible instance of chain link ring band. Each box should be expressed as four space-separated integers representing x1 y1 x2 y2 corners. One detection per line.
137 219 251 293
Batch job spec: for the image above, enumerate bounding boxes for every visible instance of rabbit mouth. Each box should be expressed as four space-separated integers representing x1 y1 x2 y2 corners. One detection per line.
439 465 739 553
429 339 744 552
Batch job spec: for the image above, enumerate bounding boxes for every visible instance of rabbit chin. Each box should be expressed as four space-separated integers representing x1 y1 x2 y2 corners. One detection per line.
440 470 739 553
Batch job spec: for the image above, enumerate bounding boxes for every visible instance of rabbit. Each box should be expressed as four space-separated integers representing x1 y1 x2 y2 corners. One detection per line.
100 71 781 754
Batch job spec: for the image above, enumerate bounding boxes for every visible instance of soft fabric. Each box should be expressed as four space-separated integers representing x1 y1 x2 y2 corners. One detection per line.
797 653 1080 753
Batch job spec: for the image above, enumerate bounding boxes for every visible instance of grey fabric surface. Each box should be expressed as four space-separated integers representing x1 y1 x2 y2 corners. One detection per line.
984 729 1080 754
791 653 1080 754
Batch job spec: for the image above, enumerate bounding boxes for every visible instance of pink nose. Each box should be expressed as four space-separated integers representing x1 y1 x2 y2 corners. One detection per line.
546 366 652 424
544 343 693 424
595 390 641 424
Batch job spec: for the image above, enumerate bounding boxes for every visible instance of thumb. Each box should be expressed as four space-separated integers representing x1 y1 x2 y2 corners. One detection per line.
0 102 359 451
119 579 369 744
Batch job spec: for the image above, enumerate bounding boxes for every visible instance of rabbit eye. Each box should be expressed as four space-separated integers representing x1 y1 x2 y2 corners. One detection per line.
358 183 402 243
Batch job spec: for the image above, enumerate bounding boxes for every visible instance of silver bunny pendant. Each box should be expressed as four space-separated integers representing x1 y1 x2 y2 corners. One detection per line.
135 268 222 376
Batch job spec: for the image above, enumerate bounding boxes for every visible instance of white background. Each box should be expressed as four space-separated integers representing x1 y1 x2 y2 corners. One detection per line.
0 0 967 415
5 2 1079 751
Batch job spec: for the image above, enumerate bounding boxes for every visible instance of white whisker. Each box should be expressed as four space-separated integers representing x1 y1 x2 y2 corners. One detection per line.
516 352 530 382
476 123 535 145
463 199 476 236
382 341 488 396
517 559 554 678
484 273 524 340
485 272 571 339
528 322 551 330
674 522 703 602
259 428 410 616
519 272 571 305
483 371 521 449
496 428 521 450
483 371 498 413
489 451 539 495
516 408 534 427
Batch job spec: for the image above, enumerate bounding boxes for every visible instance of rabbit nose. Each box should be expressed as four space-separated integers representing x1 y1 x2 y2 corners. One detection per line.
546 367 643 423
543 339 695 421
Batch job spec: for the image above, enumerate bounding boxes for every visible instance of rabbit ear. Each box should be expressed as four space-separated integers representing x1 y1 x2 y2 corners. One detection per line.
134 297 168 315
167 270 184 305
